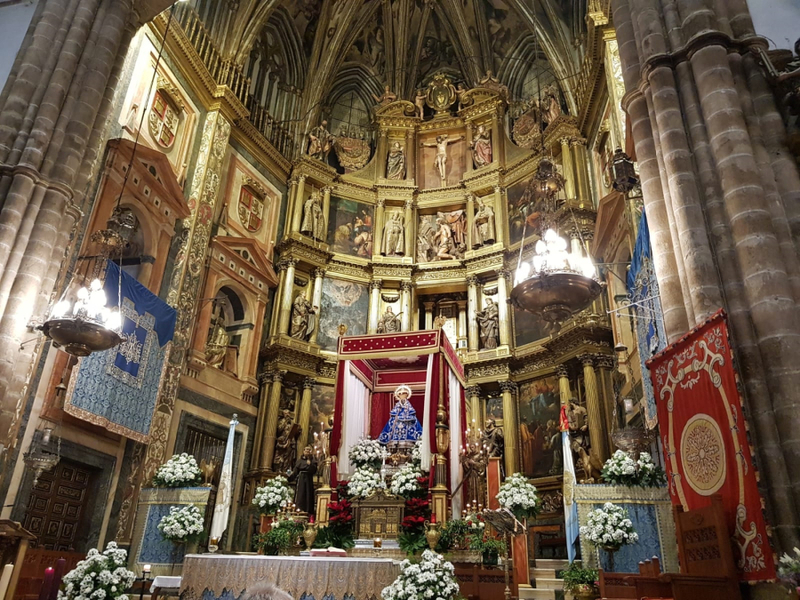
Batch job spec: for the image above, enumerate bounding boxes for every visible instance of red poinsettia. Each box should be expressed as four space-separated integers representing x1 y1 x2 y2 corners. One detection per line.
401 514 426 528
328 498 354 525
404 497 430 515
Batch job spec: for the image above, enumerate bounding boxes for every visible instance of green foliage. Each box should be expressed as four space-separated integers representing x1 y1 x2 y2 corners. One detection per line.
313 524 356 550
398 529 429 555
435 518 472 553
252 519 304 555
561 562 599 593
471 536 506 555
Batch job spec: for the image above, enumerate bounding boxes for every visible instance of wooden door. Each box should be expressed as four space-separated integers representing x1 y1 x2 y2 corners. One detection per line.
22 459 95 551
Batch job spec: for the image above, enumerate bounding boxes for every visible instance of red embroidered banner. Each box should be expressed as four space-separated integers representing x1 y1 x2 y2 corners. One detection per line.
648 310 775 581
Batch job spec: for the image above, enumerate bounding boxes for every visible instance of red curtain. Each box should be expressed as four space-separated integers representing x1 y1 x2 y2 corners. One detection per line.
330 360 348 486
648 310 775 581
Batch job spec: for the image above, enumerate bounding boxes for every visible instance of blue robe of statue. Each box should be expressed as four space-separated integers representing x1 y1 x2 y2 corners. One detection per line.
378 399 423 445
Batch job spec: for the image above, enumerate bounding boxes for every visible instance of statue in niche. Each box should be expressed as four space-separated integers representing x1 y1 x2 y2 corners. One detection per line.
472 198 496 247
481 418 505 474
386 142 406 180
434 217 458 260
541 84 562 126
420 134 464 187
376 306 402 334
372 85 397 106
205 307 229 367
274 409 299 474
300 192 326 240
476 298 499 349
288 445 317 514
414 89 426 119
307 120 333 161
417 211 466 262
290 293 317 341
382 212 405 256
378 385 423 448
566 399 589 456
470 124 493 168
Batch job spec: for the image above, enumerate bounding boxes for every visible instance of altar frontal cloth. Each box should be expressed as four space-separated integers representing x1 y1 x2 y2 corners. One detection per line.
65 262 176 441
648 310 775 581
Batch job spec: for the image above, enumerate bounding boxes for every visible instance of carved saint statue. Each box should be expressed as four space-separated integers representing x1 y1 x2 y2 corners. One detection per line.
470 124 493 168
205 308 229 367
372 85 397 106
307 120 333 161
472 198 496 247
414 89 426 119
376 306 402 334
273 409 299 474
421 134 463 187
541 84 562 126
566 399 589 455
300 192 326 240
433 217 458 261
386 142 406 180
290 294 317 341
476 298 499 349
481 418 505 462
381 212 405 256
288 445 317 514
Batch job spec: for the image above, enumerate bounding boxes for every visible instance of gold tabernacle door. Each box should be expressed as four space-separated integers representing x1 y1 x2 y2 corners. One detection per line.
354 490 405 539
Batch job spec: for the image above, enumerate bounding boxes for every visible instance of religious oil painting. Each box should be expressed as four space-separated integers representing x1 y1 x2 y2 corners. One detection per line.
518 376 562 478
507 178 534 245
326 196 374 257
513 305 556 347
317 277 369 351
310 383 335 439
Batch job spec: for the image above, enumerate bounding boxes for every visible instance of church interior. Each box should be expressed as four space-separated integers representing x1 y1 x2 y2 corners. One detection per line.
0 0 799 598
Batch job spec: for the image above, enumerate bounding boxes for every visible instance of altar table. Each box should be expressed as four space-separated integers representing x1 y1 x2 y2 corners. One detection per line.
180 554 400 600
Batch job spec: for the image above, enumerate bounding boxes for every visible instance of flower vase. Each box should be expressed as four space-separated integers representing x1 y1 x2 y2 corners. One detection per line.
573 583 600 600
602 546 618 573
303 523 318 549
424 521 442 550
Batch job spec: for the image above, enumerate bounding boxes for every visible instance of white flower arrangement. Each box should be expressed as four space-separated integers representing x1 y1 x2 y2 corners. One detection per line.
601 450 667 487
496 472 540 520
157 504 205 543
389 462 423 498
580 502 639 551
152 453 202 488
347 465 385 499
410 440 424 468
381 549 460 600
348 438 387 469
58 542 136 600
252 476 292 515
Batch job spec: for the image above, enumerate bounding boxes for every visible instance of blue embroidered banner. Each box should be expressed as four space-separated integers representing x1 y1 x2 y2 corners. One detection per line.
626 211 667 429
65 262 176 441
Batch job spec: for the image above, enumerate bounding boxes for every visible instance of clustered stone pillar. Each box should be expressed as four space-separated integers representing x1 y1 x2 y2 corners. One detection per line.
612 0 800 549
297 377 315 450
499 380 518 476
0 0 141 481
262 371 286 471
466 276 480 351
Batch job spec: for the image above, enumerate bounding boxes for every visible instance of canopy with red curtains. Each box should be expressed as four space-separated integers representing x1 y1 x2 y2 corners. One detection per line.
330 330 466 515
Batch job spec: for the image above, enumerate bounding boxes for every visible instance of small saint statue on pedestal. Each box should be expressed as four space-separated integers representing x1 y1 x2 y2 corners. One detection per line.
476 298 499 349
386 142 406 180
288 445 317 514
376 306 402 333
470 125 493 168
381 212 405 256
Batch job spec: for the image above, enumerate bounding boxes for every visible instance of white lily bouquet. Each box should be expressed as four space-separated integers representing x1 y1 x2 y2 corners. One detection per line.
157 504 205 544
382 549 460 600
580 502 639 551
347 465 385 499
152 453 202 488
348 438 387 469
58 542 136 600
601 450 667 487
252 476 292 515
389 462 423 499
496 472 540 520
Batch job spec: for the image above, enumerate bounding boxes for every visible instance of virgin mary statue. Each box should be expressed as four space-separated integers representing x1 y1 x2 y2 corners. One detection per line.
378 385 422 446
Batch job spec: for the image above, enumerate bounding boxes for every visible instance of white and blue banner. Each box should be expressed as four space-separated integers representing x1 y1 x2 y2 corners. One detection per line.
562 430 580 562
65 261 176 441
210 414 238 542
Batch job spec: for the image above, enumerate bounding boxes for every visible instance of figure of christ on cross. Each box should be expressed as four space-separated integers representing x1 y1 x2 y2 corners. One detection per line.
421 134 464 187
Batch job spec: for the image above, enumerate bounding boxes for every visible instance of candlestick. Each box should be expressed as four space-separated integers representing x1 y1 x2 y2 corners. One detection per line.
143 564 151 575
38 567 54 600
0 564 13 600
430 513 436 524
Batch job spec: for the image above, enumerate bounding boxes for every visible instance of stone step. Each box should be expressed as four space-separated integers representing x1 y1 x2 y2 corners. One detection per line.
535 578 565 590
534 558 570 571
519 587 557 600
530 568 557 579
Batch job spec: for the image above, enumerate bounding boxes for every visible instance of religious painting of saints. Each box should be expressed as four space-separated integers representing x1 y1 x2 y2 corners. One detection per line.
486 396 503 421
513 305 556 347
507 178 535 245
310 383 335 438
326 196 374 257
317 277 369 351
518 377 562 478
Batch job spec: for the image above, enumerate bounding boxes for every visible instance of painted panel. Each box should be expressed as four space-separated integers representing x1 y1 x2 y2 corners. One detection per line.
326 196 374 257
317 278 369 351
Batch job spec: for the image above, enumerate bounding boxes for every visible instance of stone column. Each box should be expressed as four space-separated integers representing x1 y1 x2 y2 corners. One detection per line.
321 186 332 235
496 270 511 347
286 177 298 233
493 186 506 246
400 281 413 331
262 371 286 471
297 377 316 450
277 259 297 335
309 267 325 344
579 354 608 464
368 280 382 333
405 129 416 182
291 175 307 233
373 199 386 257
251 373 272 470
557 364 571 408
377 130 389 177
466 193 476 249
403 199 415 257
595 354 617 450
499 380 518 476
465 123 474 174
457 300 467 350
424 301 434 330
560 137 577 201
466 385 482 429
467 276 480 351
